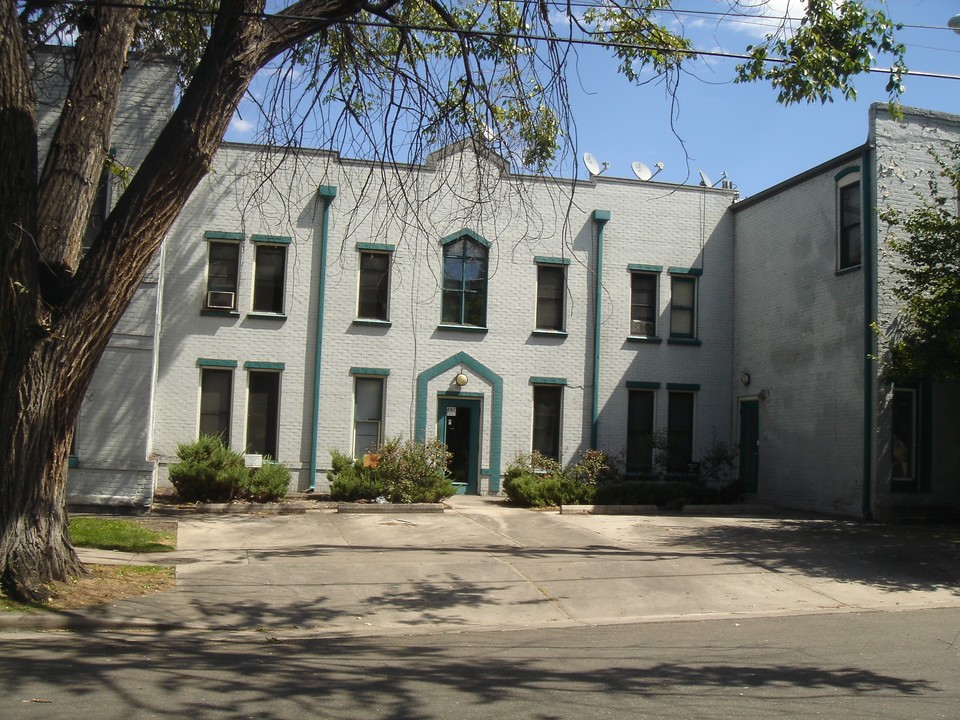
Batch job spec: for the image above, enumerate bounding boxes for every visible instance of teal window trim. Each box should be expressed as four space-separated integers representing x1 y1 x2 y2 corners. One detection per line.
668 266 703 276
667 383 700 392
532 329 568 338
534 256 571 266
667 338 702 347
834 165 860 182
350 367 391 376
246 312 287 321
626 381 661 389
481 467 491 476
628 263 663 273
440 228 491 248
244 361 285 370
355 242 396 252
68 456 80 468
835 266 861 277
436 324 488 334
627 336 663 344
352 319 392 328
197 358 238 368
203 230 243 241
530 376 567 385
250 234 292 245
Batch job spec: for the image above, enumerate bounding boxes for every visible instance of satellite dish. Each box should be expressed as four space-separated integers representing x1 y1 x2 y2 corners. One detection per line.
632 162 653 181
583 152 608 176
698 169 712 187
950 14 960 34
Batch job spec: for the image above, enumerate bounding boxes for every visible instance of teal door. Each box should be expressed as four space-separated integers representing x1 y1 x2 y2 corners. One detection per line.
438 398 481 494
739 399 760 493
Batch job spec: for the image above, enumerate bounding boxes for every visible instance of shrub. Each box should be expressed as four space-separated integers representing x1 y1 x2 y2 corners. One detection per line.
569 449 622 485
168 435 247 502
169 436 291 503
328 440 456 503
504 472 595 507
240 460 291 502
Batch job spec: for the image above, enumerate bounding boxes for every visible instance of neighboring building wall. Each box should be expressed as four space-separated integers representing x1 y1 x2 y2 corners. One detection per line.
36 51 177 508
733 152 867 515
152 142 738 492
872 106 960 517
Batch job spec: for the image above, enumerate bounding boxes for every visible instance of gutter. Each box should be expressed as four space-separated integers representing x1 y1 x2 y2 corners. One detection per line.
309 185 337 490
591 210 611 449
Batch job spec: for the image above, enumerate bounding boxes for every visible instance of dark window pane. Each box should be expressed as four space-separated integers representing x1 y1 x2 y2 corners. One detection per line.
667 392 694 473
441 236 487 326
630 274 656 336
891 387 917 483
532 385 562 460
537 266 564 331
839 183 862 269
200 369 232 445
354 377 384 457
253 244 286 313
626 390 655 473
246 371 280 458
207 242 239 309
670 277 696 337
358 252 390 320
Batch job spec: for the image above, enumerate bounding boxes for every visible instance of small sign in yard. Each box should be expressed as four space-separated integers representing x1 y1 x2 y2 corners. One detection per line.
244 453 263 468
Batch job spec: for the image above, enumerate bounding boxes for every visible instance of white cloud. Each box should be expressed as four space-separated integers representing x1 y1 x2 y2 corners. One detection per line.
714 0 808 40
228 116 255 136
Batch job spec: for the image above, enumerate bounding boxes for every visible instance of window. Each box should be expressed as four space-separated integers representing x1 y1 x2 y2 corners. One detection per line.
205 240 240 311
442 235 488 327
246 370 280 458
358 251 391 321
626 389 655 473
252 243 286 314
353 376 384 457
838 180 862 270
630 273 658 337
536 264 565 331
667 391 694 473
891 385 923 491
199 368 232 444
670 276 696 338
532 384 562 461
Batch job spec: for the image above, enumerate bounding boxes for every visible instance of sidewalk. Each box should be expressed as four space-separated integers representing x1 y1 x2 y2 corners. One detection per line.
5 495 960 635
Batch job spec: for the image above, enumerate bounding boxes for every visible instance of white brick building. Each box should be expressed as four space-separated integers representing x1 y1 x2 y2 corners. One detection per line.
55 56 959 517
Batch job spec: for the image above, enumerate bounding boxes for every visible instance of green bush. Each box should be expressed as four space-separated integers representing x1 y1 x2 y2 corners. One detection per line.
168 435 247 502
327 440 456 503
169 436 290 503
504 472 595 507
240 460 291 502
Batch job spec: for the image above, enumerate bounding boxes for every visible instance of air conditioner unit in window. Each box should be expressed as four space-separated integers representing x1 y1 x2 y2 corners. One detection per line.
631 320 654 336
207 291 235 310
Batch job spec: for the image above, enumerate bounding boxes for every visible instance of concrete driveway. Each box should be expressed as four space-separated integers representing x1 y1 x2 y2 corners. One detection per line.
50 496 960 635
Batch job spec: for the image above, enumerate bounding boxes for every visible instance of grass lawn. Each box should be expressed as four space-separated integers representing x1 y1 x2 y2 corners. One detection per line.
68 516 176 553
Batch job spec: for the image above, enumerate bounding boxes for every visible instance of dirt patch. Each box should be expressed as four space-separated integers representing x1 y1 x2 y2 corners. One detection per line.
43 564 175 610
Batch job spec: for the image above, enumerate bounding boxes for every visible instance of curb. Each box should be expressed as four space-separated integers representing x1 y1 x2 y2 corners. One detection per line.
152 502 307 516
560 504 774 516
337 502 445 514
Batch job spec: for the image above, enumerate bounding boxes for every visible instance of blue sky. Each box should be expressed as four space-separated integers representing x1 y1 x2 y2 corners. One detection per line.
226 1 960 199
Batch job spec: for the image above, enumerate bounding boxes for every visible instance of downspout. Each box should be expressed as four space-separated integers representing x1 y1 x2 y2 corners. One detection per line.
309 185 337 490
861 145 875 519
591 210 611 449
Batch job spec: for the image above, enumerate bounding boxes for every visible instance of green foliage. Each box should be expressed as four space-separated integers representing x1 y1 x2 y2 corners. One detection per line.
881 144 960 381
569 449 623 485
502 473 595 508
328 440 456 503
169 436 290 503
735 0 906 108
68 517 175 553
594 479 745 507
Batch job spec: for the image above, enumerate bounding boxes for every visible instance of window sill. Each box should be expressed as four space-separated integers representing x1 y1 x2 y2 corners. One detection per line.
835 264 861 276
627 335 662 344
353 318 392 328
667 337 702 347
247 312 287 321
436 324 488 334
201 309 240 317
532 329 567 338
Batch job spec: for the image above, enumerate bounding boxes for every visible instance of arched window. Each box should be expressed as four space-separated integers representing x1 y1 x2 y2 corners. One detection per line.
441 233 488 327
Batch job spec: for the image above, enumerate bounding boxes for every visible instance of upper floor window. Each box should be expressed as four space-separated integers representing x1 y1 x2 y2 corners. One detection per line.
535 263 565 332
838 177 862 271
669 275 697 338
630 272 658 337
204 231 243 311
441 233 488 327
252 238 288 314
358 251 391 321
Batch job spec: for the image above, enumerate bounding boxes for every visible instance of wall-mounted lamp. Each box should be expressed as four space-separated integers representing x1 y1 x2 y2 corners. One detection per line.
740 372 751 386
454 372 468 387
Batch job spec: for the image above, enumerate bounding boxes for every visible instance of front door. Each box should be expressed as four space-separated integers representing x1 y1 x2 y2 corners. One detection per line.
438 398 481 494
739 399 760 493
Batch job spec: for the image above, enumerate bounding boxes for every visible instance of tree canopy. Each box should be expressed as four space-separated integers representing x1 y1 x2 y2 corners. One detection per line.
882 145 960 382
0 0 913 600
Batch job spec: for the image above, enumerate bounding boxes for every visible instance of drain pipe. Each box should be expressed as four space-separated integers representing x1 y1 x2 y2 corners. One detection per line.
309 185 337 490
591 210 611 449
861 145 875 519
